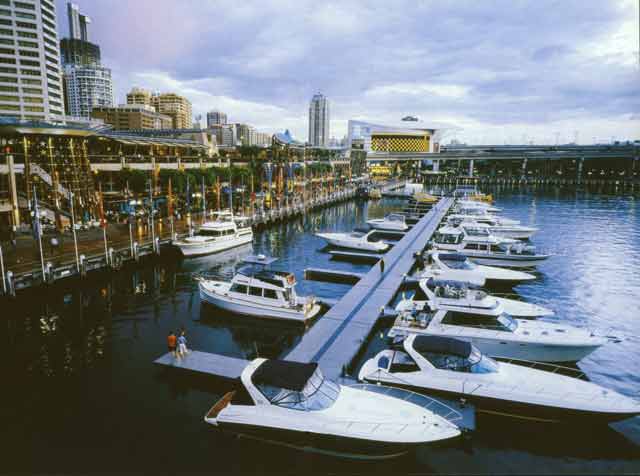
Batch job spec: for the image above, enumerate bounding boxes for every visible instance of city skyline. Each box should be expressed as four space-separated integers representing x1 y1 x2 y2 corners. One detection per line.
54 0 639 144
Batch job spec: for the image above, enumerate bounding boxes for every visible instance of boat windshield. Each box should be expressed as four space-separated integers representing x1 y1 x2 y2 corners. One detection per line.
256 368 341 411
350 232 366 238
499 242 536 255
441 256 476 270
467 346 499 373
463 227 490 237
497 313 518 332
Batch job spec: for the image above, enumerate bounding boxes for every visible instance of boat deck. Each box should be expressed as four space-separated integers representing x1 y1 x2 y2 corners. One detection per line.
154 350 248 379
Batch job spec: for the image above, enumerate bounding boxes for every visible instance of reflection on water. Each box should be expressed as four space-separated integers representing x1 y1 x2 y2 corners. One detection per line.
0 193 639 473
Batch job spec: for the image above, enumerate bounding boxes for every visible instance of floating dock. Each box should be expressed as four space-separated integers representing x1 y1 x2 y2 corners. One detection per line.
154 350 248 379
304 268 365 285
285 198 454 379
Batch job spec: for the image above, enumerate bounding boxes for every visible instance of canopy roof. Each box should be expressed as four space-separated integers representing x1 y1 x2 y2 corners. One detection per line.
242 255 278 266
437 253 467 262
252 359 318 391
412 335 472 358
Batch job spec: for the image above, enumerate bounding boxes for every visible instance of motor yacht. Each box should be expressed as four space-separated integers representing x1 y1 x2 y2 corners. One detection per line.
387 305 610 362
418 252 537 286
432 225 549 268
445 216 538 240
359 335 640 423
174 210 253 257
451 205 516 223
454 200 501 213
316 229 389 252
204 358 461 459
396 278 554 318
198 255 321 321
366 213 409 232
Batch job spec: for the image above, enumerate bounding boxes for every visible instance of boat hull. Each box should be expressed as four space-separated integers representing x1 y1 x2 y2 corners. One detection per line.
465 254 549 269
215 421 456 460
360 378 638 424
176 232 253 257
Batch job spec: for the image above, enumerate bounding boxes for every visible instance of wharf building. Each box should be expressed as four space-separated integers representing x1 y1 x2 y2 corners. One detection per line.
91 104 172 130
0 0 65 121
308 93 329 147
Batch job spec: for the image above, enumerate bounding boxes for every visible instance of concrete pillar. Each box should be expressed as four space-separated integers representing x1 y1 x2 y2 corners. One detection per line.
468 159 474 177
577 157 584 183
7 154 20 226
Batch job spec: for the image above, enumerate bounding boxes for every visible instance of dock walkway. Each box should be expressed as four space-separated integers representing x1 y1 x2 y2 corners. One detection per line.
285 197 453 380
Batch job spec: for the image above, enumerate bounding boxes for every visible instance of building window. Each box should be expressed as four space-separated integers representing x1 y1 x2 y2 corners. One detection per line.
0 66 15 73
0 0 9 6
14 2 36 10
24 105 44 112
20 59 40 67
0 85 17 92
16 22 37 29
0 19 12 26
0 9 11 17
0 38 12 45
20 68 40 75
15 12 36 20
21 78 40 84
23 96 41 103
0 104 20 110
19 49 39 57
21 87 41 94
0 94 18 101
0 76 17 83
18 41 37 48
0 57 15 64
17 31 37 39
0 28 11 36
0 47 14 54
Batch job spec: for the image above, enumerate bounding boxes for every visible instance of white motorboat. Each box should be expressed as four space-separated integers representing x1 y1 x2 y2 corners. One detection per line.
316 230 389 252
396 278 554 318
454 200 502 213
359 335 640 423
418 252 537 286
450 206 519 225
432 225 549 268
387 305 610 362
174 210 253 257
366 213 409 232
445 216 538 240
204 358 461 459
198 255 321 321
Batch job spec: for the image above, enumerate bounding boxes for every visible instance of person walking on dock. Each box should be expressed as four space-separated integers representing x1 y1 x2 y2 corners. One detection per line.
177 330 189 357
167 331 177 357
380 258 385 274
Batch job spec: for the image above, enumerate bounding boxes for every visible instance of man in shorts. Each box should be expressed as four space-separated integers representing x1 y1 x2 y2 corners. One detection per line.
167 331 177 357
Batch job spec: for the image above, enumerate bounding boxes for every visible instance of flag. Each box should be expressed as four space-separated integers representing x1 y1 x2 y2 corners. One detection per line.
32 186 41 240
167 177 174 217
98 183 107 228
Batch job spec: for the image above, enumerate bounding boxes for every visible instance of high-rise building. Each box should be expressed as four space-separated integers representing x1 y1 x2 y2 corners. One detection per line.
60 2 113 119
0 0 65 121
126 87 152 106
91 104 172 130
206 110 227 127
308 93 330 147
150 92 192 129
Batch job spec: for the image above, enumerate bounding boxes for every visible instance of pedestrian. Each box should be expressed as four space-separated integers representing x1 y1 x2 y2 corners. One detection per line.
167 331 177 357
177 330 189 357
380 258 385 274
49 235 59 254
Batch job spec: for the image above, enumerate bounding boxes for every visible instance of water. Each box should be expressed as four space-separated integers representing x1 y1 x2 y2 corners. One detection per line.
1 189 639 473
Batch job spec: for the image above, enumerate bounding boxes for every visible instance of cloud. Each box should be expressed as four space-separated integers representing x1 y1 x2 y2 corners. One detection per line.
58 0 640 144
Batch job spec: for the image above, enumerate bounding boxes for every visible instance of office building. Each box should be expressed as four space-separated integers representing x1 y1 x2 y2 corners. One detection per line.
126 87 151 106
91 104 172 130
150 92 192 129
308 93 330 147
0 0 65 120
206 110 227 127
60 2 113 118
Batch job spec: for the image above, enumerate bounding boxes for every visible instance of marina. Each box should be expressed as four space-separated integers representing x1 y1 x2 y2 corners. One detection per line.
2 188 640 473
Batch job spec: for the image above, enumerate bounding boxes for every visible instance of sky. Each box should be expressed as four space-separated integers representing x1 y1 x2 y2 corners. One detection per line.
56 0 640 144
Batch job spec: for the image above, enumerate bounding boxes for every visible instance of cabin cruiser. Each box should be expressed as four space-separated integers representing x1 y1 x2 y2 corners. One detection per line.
204 358 461 459
451 205 516 224
432 225 549 268
418 252 536 286
174 210 253 257
445 216 538 240
316 229 389 252
198 255 321 321
367 213 409 232
359 335 640 423
387 305 610 362
396 278 554 318
453 200 501 214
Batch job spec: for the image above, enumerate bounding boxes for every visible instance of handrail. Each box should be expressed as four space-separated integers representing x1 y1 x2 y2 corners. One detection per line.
498 358 588 380
349 382 462 424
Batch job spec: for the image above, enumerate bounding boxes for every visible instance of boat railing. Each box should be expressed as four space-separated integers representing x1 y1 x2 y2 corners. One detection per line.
498 358 588 380
349 382 463 425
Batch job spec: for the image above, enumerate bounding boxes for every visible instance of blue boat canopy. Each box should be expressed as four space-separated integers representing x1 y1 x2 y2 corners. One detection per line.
252 359 318 391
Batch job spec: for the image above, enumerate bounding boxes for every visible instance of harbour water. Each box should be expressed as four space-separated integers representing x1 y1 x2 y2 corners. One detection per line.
1 188 639 474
